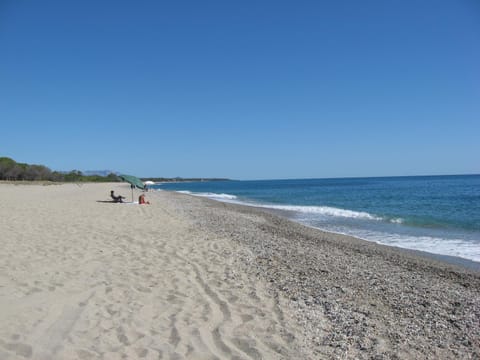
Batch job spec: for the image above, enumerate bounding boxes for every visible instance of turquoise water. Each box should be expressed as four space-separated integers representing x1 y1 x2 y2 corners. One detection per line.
154 175 480 263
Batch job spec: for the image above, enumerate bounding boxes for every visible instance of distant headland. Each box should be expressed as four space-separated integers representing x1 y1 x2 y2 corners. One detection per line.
142 177 230 183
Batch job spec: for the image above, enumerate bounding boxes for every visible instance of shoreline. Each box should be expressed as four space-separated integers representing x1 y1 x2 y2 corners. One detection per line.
155 175 480 267
1 183 479 359
185 191 480 276
300 221 480 272
167 190 480 358
164 191 480 273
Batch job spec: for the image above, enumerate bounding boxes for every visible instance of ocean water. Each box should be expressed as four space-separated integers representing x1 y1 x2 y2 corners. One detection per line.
153 175 480 263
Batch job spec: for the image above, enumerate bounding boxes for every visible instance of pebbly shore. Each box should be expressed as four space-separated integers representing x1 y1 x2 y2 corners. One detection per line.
166 190 480 359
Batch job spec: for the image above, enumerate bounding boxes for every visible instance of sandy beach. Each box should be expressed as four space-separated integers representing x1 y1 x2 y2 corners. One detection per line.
0 183 479 359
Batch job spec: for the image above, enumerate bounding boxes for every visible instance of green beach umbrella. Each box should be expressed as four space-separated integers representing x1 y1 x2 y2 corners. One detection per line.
119 174 145 202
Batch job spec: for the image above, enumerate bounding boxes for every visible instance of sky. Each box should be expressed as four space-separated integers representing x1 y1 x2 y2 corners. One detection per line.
1 0 479 180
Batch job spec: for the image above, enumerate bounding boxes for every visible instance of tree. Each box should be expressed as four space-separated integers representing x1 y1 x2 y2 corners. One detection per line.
6 164 22 180
63 170 83 182
0 157 123 183
0 157 16 180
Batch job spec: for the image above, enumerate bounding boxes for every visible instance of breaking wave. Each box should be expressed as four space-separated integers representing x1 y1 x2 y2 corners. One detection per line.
257 204 383 221
177 191 238 201
176 190 403 223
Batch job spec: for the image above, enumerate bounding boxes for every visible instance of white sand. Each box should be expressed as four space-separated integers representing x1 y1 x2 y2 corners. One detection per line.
0 183 307 360
2 183 479 359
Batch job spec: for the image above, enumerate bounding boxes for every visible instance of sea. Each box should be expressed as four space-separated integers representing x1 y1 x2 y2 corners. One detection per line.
153 175 480 265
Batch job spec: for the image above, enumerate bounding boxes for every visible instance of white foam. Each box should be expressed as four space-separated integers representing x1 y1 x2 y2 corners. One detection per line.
312 225 480 263
177 191 238 201
257 204 383 221
375 234 480 263
177 191 382 220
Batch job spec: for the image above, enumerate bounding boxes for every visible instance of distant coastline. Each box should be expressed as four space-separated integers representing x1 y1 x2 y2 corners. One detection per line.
143 177 231 183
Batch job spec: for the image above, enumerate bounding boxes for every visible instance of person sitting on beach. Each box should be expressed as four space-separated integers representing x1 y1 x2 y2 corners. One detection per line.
110 190 125 203
139 193 150 205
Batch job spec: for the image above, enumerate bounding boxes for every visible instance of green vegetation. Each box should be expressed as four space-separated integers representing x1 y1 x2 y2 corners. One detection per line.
0 157 119 183
0 157 231 183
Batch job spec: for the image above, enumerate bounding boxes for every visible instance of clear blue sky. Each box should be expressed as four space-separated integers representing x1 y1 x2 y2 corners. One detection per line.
1 0 479 179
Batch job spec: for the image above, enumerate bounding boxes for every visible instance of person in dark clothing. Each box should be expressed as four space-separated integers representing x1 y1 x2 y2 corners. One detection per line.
110 190 125 203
